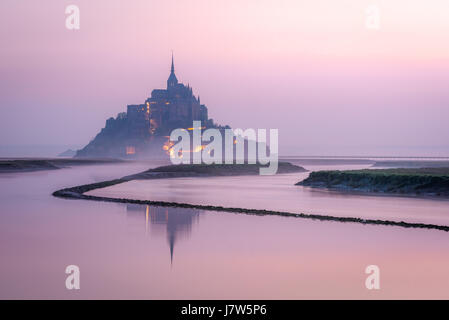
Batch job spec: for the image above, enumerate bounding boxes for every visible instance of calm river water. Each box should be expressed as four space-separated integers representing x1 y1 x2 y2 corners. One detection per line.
1 160 449 299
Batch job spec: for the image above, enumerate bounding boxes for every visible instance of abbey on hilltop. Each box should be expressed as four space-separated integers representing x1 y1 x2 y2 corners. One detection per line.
76 55 228 158
129 54 209 137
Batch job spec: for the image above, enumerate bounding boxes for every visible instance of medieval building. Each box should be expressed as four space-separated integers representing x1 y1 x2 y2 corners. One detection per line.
76 55 223 158
127 54 209 137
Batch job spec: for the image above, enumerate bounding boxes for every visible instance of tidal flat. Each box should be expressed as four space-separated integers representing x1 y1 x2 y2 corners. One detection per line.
2 159 449 299
0 158 125 173
53 162 449 231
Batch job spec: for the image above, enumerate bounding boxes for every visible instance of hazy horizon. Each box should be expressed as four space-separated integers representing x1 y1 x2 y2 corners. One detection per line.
1 0 449 157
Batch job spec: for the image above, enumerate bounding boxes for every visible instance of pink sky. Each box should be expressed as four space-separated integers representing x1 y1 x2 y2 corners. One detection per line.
1 0 449 156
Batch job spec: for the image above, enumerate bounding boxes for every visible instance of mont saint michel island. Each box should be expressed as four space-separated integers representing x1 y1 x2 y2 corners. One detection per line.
76 55 229 159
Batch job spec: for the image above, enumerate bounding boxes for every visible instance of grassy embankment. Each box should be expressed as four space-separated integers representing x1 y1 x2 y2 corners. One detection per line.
128 162 305 179
297 168 449 196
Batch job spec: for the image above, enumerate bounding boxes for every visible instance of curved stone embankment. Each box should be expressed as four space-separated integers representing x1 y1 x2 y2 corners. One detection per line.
52 164 449 232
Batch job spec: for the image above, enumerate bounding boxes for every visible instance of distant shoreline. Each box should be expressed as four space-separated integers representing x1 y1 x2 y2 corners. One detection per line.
4 156 449 174
52 163 449 233
0 158 125 173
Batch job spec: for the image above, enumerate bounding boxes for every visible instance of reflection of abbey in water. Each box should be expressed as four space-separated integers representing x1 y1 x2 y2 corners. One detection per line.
126 204 200 264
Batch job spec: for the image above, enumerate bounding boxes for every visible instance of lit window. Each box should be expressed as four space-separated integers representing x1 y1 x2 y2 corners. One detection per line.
126 146 136 155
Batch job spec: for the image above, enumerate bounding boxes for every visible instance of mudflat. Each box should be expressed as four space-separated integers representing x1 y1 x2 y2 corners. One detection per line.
0 158 124 173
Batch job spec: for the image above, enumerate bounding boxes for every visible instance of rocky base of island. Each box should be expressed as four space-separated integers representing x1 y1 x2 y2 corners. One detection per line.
297 168 449 197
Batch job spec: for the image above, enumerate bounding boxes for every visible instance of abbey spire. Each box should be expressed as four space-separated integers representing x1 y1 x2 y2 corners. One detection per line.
167 52 178 88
